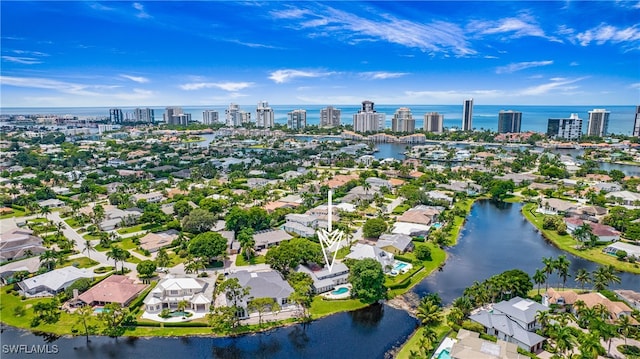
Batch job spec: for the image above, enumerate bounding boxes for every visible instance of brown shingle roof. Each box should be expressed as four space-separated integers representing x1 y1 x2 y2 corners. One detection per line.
77 275 147 306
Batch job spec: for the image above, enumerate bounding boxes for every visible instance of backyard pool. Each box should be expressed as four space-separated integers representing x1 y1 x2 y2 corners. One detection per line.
436 349 452 359
331 287 349 295
169 311 190 317
93 307 108 314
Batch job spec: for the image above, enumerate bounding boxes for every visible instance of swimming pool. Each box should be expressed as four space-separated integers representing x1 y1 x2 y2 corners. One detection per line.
169 311 189 317
437 349 452 359
432 223 442 229
93 307 108 314
394 262 408 271
331 287 349 295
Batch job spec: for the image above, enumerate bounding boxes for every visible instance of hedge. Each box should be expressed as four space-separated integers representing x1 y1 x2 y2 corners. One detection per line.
134 321 209 328
393 255 413 264
386 265 424 290
129 281 157 313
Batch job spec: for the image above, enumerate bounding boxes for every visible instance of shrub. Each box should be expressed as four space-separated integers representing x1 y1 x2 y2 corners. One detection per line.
619 345 640 357
160 309 171 318
461 320 485 333
414 245 432 261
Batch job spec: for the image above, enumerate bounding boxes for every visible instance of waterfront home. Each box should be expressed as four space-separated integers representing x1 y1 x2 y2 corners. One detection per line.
397 205 441 225
365 177 392 190
564 217 620 242
0 257 40 284
18 266 93 297
73 275 147 307
345 243 395 272
225 270 295 318
543 289 636 323
603 241 640 260
538 198 578 215
143 275 212 314
253 229 292 251
0 228 47 262
296 262 350 294
376 233 414 254
495 173 539 186
615 290 640 311
469 297 547 352
438 180 482 196
391 222 431 237
425 190 453 206
139 230 179 252
450 329 522 359
605 190 640 206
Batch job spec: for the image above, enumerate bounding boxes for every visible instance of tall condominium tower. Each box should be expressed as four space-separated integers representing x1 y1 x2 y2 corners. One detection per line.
109 108 123 123
320 106 341 127
287 109 307 130
633 106 640 137
424 112 444 133
391 107 415 133
587 108 610 137
225 103 250 127
134 108 154 123
353 100 385 133
164 107 191 126
255 101 275 128
497 110 522 133
547 113 582 140
202 110 219 125
462 98 473 131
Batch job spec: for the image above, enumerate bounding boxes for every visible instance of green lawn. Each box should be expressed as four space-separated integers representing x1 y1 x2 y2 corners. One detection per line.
235 254 266 266
63 217 83 229
56 256 99 269
387 243 446 297
119 237 139 250
396 324 451 359
124 255 142 264
309 297 368 318
0 208 25 219
522 203 640 274
392 204 411 215
335 246 351 260
117 223 163 235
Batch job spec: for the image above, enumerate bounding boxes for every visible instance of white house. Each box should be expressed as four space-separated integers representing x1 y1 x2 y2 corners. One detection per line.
143 275 212 314
345 243 395 272
18 266 93 297
296 262 350 293
224 270 296 318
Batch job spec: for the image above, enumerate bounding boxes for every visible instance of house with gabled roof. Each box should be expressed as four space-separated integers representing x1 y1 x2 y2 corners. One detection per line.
0 228 46 262
18 266 94 297
225 270 296 318
296 262 350 294
74 275 147 307
143 275 212 314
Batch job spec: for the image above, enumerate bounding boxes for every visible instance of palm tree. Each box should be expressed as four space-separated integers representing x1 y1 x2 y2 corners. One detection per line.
574 268 591 292
533 269 547 295
155 248 171 268
82 240 95 259
446 307 465 327
578 333 604 359
592 265 621 291
185 256 204 274
542 256 555 290
554 255 570 290
419 326 439 355
40 205 52 218
177 300 189 313
616 314 633 345
594 321 618 356
549 324 575 358
39 249 58 271
416 297 442 327
535 311 551 336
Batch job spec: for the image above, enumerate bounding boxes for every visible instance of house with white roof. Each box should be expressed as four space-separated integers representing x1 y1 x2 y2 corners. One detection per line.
18 266 94 297
224 270 296 318
376 233 414 254
143 275 212 314
296 262 350 293
253 229 292 250
0 228 47 262
469 296 548 352
603 242 640 260
605 190 640 206
345 243 395 272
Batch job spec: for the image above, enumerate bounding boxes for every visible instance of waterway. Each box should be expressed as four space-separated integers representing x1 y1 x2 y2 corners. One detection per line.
412 200 640 304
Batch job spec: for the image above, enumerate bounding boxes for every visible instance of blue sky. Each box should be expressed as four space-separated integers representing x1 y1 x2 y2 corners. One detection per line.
1 1 639 107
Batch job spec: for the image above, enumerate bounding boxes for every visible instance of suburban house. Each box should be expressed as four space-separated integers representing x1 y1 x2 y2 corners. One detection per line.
73 275 147 307
543 289 637 323
564 217 621 242
139 230 179 252
0 257 41 284
296 262 350 293
225 270 296 318
538 198 578 215
38 198 66 208
253 229 293 251
99 207 142 231
131 191 164 204
425 191 454 206
283 213 320 238
397 205 441 226
365 177 392 190
603 242 640 260
0 228 47 262
605 190 640 206
376 233 414 254
438 180 482 196
345 243 395 272
18 266 94 297
449 329 523 359
143 275 212 314
469 297 548 352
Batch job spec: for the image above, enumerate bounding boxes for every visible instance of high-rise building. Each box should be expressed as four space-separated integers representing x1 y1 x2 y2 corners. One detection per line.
462 98 474 131
134 108 154 123
164 107 191 126
225 103 250 127
202 110 219 125
547 113 582 140
287 109 306 130
391 107 415 133
320 106 341 127
109 108 123 123
353 100 385 133
256 101 275 128
424 112 444 133
587 108 610 137
497 110 522 133
633 106 640 137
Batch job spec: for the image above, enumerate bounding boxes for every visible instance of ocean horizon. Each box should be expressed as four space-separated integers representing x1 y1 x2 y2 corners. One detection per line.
1 104 637 135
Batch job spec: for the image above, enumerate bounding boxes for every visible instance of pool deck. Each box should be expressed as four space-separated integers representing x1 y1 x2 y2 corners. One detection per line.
142 310 207 322
432 337 456 359
321 284 352 300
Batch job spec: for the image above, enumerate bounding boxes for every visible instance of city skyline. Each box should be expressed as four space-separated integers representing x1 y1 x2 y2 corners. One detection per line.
1 1 639 108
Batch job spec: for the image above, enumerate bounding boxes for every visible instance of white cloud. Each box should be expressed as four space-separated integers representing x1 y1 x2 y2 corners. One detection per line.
495 60 553 74
1 56 42 64
467 14 549 40
120 74 149 83
270 8 311 19
272 4 475 56
179 81 254 91
132 2 151 19
359 72 408 80
268 69 333 83
569 61 579 66
227 40 279 49
519 77 587 96
576 23 640 46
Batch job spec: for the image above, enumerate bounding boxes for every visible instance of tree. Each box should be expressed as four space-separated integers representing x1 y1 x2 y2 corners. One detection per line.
184 256 205 274
554 255 570 290
266 238 323 275
156 248 171 268
592 265 621 291
98 303 130 339
348 258 386 303
187 231 227 263
362 217 387 239
182 208 217 234
173 200 192 219
177 300 189 313
533 269 547 295
542 256 555 290
82 239 95 259
207 306 235 333
225 206 271 232
616 314 633 345
549 324 575 358
136 260 156 278
574 268 591 291
237 228 255 260
578 333 604 359
75 305 94 343
572 223 598 247
218 277 250 328
287 272 314 320
414 244 432 261
417 296 442 327
248 297 280 326
39 249 58 271
446 307 465 327
488 179 515 201
106 246 130 274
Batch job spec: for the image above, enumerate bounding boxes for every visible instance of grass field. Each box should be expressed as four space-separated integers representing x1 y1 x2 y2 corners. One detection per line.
235 254 266 266
56 256 99 269
309 297 368 318
396 324 451 359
